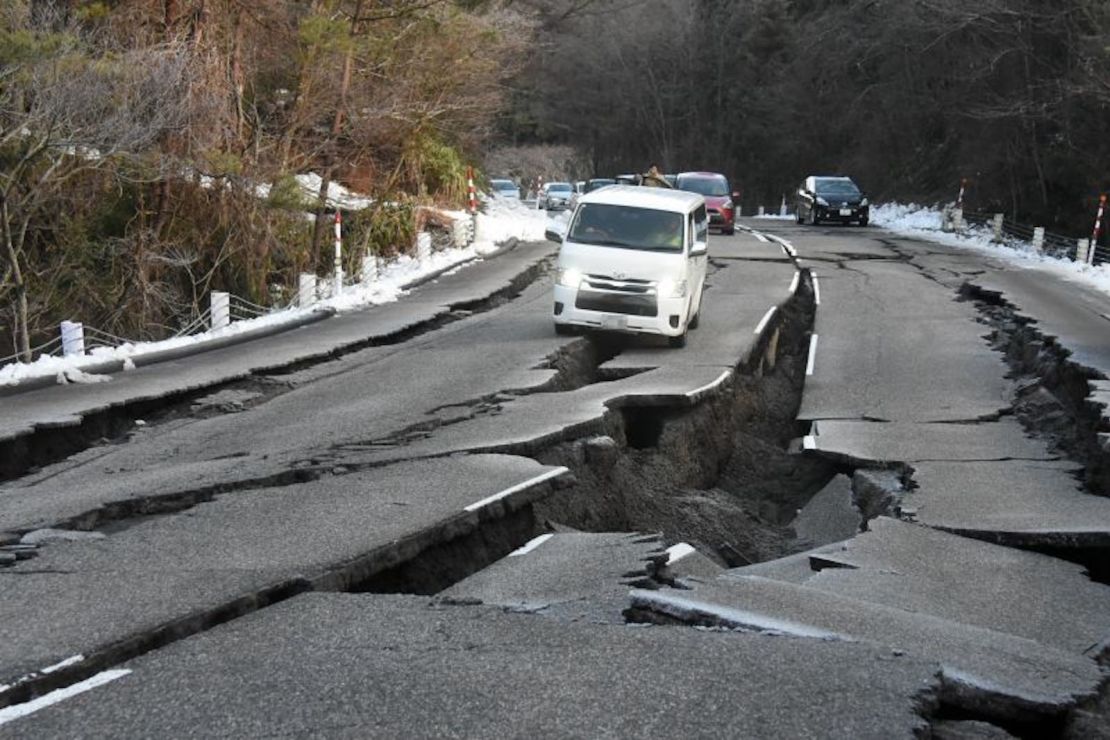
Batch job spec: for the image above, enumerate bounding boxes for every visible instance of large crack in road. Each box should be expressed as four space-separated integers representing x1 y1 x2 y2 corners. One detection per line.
3 228 1109 737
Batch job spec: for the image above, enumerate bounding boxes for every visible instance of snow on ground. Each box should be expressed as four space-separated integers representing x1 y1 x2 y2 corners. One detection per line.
755 202 1110 298
870 203 1110 297
0 196 554 387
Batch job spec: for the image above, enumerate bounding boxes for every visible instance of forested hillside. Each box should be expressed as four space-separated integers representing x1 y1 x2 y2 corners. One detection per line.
1 0 526 359
509 0 1110 227
4 0 1110 360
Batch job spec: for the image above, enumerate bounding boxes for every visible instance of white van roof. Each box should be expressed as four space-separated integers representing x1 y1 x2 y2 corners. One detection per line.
578 185 704 213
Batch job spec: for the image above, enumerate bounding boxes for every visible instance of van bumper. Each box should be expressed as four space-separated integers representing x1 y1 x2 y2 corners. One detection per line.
552 285 688 337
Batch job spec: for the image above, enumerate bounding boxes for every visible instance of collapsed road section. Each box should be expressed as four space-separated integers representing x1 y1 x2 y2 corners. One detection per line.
1 232 821 718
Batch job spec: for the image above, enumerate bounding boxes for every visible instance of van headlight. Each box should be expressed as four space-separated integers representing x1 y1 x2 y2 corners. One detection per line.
557 267 584 288
722 199 734 210
656 278 687 298
816 196 829 207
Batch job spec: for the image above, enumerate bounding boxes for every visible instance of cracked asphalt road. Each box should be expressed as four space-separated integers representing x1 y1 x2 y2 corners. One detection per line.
2 223 1110 738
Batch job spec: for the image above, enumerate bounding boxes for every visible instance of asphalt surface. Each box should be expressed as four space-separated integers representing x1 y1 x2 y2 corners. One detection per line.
2 221 1110 736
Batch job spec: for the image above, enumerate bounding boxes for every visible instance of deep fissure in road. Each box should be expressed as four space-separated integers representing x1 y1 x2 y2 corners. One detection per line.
959 283 1110 583
523 277 845 568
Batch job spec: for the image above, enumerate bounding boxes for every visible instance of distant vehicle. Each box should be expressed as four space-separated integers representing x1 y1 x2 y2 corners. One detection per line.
490 179 521 199
664 174 677 188
675 172 738 235
583 178 617 194
615 174 639 186
795 176 869 226
540 182 575 210
546 185 709 348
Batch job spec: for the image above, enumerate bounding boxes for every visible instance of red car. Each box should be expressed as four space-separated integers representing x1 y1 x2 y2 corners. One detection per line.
675 172 739 235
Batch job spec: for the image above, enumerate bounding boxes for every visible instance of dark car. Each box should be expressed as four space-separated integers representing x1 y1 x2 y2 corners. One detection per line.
795 176 869 226
583 178 617 194
675 172 738 235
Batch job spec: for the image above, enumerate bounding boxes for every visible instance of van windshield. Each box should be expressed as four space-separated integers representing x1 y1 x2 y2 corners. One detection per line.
568 203 684 252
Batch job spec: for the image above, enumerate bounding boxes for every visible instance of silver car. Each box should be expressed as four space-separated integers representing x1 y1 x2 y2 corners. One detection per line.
540 182 575 210
490 179 521 199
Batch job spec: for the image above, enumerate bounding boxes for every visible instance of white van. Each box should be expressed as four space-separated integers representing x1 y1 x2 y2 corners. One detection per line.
548 186 709 348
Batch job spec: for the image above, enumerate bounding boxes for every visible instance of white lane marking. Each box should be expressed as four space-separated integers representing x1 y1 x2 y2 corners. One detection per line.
754 232 769 243
806 335 819 376
803 435 818 451
812 273 821 306
666 543 696 563
464 467 569 513
0 670 131 727
509 533 554 557
754 306 777 336
789 271 800 295
685 369 732 399
40 656 84 675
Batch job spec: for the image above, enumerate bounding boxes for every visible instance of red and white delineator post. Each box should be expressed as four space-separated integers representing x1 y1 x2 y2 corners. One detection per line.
1089 194 1106 266
467 166 477 215
956 177 967 210
333 210 344 297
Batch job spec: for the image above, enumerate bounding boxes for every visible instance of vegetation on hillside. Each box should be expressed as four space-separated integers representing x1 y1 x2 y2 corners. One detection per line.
1 0 528 359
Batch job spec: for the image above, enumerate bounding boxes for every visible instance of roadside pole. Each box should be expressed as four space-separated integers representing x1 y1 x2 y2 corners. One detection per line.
467 166 478 245
333 211 344 297
1090 194 1106 266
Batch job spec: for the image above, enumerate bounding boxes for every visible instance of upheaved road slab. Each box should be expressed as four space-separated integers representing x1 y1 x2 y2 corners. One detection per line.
773 517 1110 654
0 593 942 739
0 455 568 692
440 531 663 622
630 577 1102 719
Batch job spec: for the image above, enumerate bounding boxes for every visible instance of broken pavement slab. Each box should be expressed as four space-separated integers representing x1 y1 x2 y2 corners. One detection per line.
0 454 570 701
2 593 943 739
438 531 664 622
794 517 1110 655
806 417 1059 465
629 576 1103 723
905 460 1110 548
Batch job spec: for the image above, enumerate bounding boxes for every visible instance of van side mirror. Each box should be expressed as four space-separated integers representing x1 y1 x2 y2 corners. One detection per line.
544 229 564 244
691 241 708 256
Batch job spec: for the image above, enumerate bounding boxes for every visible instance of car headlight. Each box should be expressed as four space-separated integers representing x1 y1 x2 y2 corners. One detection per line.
860 198 869 207
816 196 829 207
722 200 734 210
557 267 584 288
656 278 687 298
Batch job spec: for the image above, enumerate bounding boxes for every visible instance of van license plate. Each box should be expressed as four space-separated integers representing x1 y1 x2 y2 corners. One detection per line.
602 315 628 330
839 209 853 216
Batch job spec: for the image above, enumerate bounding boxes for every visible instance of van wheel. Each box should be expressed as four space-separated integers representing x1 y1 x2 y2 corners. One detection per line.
555 324 573 336
668 331 688 348
689 310 700 330
723 226 735 236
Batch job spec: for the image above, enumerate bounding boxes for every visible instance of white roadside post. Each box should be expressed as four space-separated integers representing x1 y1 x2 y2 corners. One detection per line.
417 232 432 262
1077 238 1090 264
991 213 1004 243
1032 227 1045 253
361 253 378 284
779 195 787 217
210 291 230 330
757 205 765 216
59 321 85 357
333 211 344 298
953 208 965 232
298 273 317 308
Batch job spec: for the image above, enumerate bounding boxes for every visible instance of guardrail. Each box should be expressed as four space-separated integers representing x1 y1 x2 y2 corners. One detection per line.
1 216 477 372
952 209 1108 265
